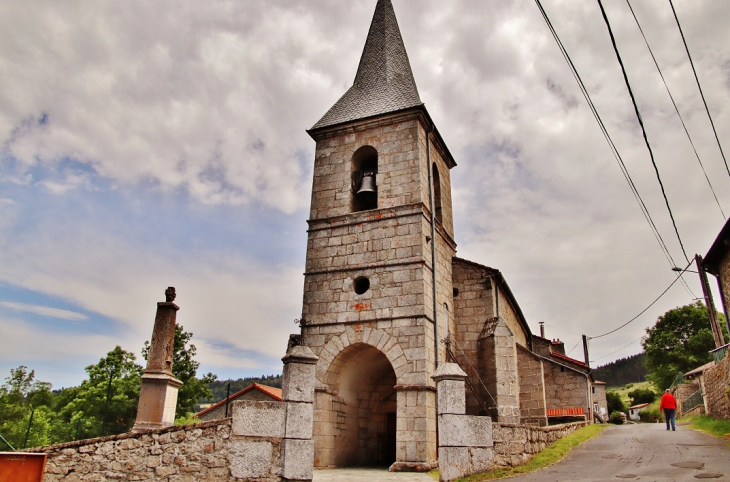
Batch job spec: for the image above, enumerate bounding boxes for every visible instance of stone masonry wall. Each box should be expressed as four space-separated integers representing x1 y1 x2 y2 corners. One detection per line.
309 114 422 220
703 353 730 419
672 382 700 418
495 288 527 348
543 362 589 412
517 345 547 426
492 421 588 467
479 319 520 423
416 122 454 240
32 344 317 482
31 419 245 481
452 259 495 416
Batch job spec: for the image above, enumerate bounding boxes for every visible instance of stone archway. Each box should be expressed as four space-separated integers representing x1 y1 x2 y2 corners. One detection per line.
314 343 397 468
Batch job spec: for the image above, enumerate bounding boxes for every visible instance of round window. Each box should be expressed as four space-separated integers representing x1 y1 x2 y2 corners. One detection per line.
354 277 370 295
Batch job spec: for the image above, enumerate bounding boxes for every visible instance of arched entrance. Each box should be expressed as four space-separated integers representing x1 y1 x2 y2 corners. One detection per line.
315 343 397 468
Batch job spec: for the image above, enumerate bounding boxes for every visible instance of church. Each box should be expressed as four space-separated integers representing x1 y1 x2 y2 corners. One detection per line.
297 0 601 471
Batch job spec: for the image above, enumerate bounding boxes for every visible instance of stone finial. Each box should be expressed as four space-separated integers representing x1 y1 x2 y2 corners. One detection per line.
431 362 467 382
165 286 176 303
282 343 319 366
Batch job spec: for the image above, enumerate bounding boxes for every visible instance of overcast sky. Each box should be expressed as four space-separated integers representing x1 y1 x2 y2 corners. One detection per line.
2 0 729 389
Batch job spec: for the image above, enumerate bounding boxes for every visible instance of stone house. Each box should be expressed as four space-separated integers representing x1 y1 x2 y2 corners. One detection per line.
195 383 283 422
628 403 649 421
592 380 608 419
297 0 597 472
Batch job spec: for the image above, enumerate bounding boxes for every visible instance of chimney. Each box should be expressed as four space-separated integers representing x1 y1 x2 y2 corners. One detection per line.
133 287 183 431
539 322 545 338
551 338 566 356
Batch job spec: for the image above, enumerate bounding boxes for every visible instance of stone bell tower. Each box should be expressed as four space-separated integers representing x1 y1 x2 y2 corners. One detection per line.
300 0 457 471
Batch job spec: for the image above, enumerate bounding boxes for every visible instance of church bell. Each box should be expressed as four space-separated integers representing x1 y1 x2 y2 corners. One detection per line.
356 172 376 195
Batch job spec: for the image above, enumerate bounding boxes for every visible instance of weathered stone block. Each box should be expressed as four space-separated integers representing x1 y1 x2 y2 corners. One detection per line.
286 401 314 440
228 440 274 479
438 414 493 447
469 447 494 474
282 439 314 481
231 400 286 438
282 345 318 403
438 446 469 481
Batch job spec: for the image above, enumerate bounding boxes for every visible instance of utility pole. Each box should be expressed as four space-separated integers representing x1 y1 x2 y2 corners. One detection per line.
224 382 231 418
696 254 724 348
23 409 34 449
101 371 113 436
582 335 590 368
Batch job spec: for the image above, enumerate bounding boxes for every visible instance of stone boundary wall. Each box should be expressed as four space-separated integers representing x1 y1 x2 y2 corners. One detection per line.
704 353 730 419
28 419 244 481
492 421 589 467
672 381 700 418
26 344 318 482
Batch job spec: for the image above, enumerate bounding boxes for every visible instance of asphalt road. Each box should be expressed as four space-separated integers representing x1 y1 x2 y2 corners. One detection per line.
510 422 729 481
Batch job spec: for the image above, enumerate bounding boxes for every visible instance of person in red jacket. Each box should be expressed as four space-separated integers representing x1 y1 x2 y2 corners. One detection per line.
660 389 677 431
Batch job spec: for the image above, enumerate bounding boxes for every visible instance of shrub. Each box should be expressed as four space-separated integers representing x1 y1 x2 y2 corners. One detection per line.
609 411 624 425
625 383 634 389
638 405 661 423
607 391 626 414
628 388 656 406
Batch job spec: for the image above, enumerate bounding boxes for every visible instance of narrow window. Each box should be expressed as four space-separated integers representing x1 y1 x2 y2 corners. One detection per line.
432 163 442 223
352 146 378 212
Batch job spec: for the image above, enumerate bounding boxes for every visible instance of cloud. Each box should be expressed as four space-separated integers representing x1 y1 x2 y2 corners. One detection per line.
0 301 89 321
1 0 730 385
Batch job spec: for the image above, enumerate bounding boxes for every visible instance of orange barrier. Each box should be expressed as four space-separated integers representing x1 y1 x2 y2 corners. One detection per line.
0 452 47 482
546 407 586 417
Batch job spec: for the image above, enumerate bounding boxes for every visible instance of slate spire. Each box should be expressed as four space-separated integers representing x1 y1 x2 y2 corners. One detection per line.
310 0 422 130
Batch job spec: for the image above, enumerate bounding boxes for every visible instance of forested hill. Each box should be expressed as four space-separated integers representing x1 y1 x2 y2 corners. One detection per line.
207 374 283 403
592 352 647 387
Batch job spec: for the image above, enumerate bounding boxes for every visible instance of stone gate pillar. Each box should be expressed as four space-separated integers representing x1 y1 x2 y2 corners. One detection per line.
432 363 493 481
281 342 318 481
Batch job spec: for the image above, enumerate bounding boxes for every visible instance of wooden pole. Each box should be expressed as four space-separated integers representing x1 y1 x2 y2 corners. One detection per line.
696 254 724 348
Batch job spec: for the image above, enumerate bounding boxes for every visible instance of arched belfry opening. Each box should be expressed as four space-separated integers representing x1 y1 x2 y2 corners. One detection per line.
352 146 378 212
432 162 442 223
315 343 397 468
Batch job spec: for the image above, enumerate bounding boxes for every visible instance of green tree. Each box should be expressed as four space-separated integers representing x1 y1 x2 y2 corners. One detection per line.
142 325 216 418
606 391 626 414
628 388 656 406
0 366 55 448
642 302 727 390
60 346 143 437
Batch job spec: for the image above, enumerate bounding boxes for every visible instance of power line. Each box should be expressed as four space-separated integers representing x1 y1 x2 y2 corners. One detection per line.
597 0 690 264
626 0 725 221
589 258 693 339
591 336 642 363
533 0 696 298
566 340 580 356
668 0 730 181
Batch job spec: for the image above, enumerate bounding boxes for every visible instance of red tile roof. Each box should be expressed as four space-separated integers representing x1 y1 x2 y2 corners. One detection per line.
550 351 588 368
629 403 650 410
194 383 283 419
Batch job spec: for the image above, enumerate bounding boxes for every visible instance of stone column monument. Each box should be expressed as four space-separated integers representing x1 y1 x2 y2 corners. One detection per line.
133 287 183 430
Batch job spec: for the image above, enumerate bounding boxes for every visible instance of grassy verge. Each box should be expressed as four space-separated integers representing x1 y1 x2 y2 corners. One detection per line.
428 424 607 481
684 415 730 438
